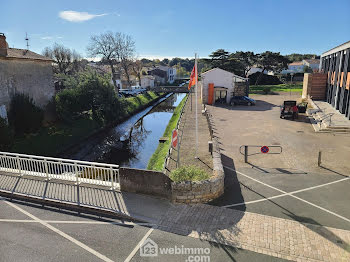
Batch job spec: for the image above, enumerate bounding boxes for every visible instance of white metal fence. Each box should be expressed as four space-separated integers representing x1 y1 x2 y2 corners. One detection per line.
0 152 120 189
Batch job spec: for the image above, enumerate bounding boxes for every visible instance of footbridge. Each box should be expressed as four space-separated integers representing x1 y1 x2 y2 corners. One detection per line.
0 151 133 219
153 86 189 93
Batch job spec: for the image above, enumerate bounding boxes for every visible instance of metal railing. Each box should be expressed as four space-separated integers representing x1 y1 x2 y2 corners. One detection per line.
318 113 335 127
0 152 119 189
163 93 191 171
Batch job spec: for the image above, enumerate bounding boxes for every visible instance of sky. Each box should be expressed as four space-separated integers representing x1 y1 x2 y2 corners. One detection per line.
1 0 350 60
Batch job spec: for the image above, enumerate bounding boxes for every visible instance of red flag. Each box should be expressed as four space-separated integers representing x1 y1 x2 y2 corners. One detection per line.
188 64 197 90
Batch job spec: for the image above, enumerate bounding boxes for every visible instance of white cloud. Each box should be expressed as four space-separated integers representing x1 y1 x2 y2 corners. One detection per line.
59 10 107 22
40 36 64 40
41 36 53 40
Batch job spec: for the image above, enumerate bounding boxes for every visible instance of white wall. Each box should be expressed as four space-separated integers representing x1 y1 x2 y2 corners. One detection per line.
201 68 235 104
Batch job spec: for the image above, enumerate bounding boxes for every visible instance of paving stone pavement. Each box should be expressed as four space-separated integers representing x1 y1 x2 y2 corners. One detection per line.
156 204 350 262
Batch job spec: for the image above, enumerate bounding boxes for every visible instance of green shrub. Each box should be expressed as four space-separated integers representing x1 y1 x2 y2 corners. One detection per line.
8 94 44 135
170 165 210 182
55 88 87 121
0 118 14 150
262 86 271 94
55 71 121 124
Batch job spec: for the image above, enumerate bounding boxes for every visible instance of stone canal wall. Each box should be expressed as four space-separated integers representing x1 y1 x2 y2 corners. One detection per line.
119 167 172 199
171 137 224 204
171 105 224 204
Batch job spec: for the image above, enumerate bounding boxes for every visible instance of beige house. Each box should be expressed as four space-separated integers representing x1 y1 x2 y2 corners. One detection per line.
0 33 54 113
140 75 155 88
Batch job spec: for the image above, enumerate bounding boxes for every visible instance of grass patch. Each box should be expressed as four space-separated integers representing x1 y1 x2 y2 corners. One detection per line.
250 84 303 94
147 95 187 171
12 91 163 156
122 91 160 117
170 165 210 182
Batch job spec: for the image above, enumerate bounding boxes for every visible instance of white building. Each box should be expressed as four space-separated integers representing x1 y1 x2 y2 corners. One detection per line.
156 65 177 84
201 68 249 104
140 75 155 88
247 66 274 76
302 59 320 71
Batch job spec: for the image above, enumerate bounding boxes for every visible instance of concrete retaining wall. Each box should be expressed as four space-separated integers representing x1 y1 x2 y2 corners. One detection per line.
119 167 172 199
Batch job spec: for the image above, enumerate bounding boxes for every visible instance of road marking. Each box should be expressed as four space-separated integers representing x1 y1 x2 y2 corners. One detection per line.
124 227 154 262
5 201 114 262
223 166 350 223
223 173 350 208
0 218 153 227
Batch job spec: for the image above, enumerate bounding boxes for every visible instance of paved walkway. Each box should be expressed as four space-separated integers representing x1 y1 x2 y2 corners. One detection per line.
312 100 350 128
167 90 213 174
157 204 350 262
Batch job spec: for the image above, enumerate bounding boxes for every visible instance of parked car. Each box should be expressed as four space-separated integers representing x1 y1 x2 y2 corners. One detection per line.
230 96 256 106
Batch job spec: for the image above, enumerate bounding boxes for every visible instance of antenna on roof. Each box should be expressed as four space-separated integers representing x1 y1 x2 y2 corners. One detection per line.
25 32 29 50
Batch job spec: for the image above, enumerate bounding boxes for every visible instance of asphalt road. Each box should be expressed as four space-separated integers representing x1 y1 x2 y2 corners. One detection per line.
208 93 350 230
0 198 289 262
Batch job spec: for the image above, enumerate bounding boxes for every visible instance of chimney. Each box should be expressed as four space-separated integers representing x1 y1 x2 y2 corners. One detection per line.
0 33 8 57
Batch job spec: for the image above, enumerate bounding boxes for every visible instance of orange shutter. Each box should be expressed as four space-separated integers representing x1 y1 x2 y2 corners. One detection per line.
340 72 344 87
346 73 350 90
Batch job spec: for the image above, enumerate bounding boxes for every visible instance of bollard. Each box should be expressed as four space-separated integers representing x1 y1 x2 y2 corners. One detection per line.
244 146 248 163
318 151 322 167
208 141 213 155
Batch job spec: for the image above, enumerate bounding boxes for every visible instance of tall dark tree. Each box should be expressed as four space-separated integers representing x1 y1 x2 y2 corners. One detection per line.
255 51 290 85
230 51 258 77
209 49 230 68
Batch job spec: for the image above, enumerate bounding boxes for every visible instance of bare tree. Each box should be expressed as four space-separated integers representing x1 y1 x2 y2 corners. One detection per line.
87 32 136 90
131 59 143 86
87 32 119 90
115 33 136 87
42 43 81 75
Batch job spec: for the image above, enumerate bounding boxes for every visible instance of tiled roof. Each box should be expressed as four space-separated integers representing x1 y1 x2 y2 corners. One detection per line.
304 59 320 64
289 61 303 66
4 48 52 61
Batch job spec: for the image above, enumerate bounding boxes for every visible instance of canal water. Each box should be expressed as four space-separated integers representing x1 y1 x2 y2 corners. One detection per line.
68 93 186 169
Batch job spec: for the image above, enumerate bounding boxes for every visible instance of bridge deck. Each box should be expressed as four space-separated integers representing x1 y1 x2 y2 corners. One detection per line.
0 172 128 216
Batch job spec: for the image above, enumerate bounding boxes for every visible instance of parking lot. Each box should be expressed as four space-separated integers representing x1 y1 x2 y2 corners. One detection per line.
0 198 286 262
208 93 350 231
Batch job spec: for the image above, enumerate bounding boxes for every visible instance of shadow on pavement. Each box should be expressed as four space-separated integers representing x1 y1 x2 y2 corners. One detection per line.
213 100 277 112
209 154 246 212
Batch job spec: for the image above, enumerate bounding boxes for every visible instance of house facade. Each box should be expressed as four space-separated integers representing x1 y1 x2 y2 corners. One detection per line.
140 75 155 88
320 40 350 120
0 33 54 113
303 59 320 71
201 68 249 105
156 65 177 84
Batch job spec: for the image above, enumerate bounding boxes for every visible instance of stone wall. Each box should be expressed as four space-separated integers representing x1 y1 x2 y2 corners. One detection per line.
234 82 248 96
171 108 224 204
119 167 172 199
0 58 54 110
171 140 224 203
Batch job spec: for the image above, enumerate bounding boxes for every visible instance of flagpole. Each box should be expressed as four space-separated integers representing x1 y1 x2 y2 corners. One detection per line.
195 53 198 159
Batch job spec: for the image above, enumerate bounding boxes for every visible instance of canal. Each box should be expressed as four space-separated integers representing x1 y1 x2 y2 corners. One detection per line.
67 93 186 169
